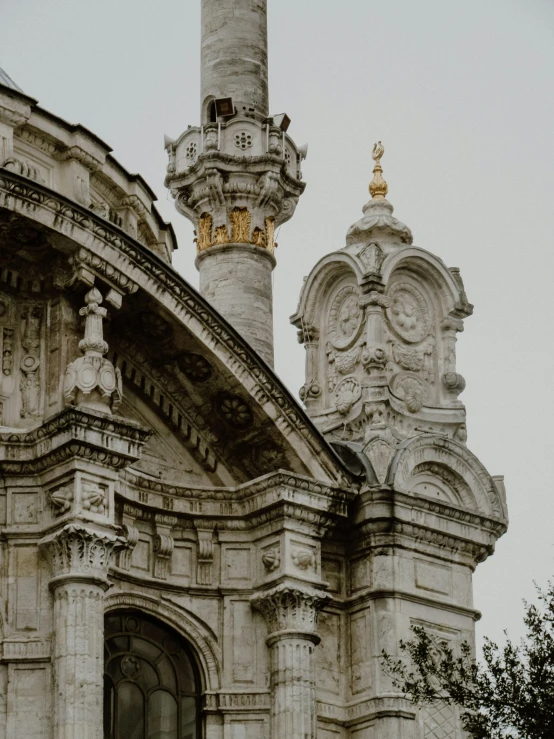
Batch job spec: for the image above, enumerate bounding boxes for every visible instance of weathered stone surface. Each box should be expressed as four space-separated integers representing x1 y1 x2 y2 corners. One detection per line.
0 5 507 739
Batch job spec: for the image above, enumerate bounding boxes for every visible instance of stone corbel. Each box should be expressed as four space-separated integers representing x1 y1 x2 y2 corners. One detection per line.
118 524 139 571
196 526 215 586
153 530 174 580
440 314 466 401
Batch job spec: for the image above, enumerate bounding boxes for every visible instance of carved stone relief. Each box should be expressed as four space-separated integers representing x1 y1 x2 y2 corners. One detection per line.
328 285 363 350
19 305 42 419
387 282 431 344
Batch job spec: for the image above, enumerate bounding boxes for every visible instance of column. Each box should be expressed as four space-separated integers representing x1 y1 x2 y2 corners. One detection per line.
40 523 124 739
251 584 328 739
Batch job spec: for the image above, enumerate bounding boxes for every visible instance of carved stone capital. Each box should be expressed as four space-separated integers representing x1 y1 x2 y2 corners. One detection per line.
251 584 329 641
40 523 125 587
359 291 391 310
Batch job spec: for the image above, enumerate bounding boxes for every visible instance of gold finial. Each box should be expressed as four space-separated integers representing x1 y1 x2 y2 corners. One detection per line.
369 141 388 200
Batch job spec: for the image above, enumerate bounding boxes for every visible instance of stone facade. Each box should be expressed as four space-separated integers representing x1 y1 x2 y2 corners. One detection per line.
0 3 507 739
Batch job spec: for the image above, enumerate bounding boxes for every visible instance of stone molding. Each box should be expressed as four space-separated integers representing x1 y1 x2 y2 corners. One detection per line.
251 583 329 640
40 523 125 586
0 406 151 474
118 470 354 533
0 170 346 485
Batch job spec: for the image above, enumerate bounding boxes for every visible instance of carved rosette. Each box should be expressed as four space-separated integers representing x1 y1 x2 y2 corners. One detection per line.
251 584 329 641
63 287 122 414
40 523 125 587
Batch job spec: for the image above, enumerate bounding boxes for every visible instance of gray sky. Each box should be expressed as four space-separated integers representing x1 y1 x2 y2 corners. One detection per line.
3 0 554 648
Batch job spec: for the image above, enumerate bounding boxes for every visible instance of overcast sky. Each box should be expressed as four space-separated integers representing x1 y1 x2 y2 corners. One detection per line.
3 0 554 648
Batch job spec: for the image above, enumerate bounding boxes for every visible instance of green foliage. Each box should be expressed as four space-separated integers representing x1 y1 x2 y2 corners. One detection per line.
381 582 554 739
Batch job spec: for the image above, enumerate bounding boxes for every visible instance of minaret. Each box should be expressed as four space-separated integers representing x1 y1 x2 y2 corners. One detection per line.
165 0 306 366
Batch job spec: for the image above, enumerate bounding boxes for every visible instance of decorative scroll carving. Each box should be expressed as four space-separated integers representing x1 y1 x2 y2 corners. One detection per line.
40 523 124 583
391 372 428 413
119 524 139 570
334 376 361 416
68 247 139 295
63 288 122 413
153 533 174 580
20 305 42 419
196 529 214 585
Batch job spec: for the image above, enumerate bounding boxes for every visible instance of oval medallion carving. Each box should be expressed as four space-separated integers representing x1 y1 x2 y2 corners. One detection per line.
328 285 363 349
387 282 430 343
391 372 428 413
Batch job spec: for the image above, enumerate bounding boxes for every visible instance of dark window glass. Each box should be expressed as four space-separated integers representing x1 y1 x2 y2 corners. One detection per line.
104 611 201 739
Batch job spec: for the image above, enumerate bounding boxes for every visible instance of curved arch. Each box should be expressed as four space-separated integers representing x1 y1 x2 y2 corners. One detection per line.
292 251 365 327
388 434 507 520
104 590 222 692
0 172 345 484
381 247 462 318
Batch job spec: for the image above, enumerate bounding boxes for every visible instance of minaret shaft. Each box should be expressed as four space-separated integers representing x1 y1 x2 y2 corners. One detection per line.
166 0 305 366
201 0 269 121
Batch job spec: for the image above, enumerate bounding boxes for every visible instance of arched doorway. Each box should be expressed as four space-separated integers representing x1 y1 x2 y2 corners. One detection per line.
104 610 202 739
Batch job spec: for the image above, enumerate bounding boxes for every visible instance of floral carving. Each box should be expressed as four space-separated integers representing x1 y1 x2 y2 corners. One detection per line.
40 524 124 582
328 286 363 349
216 392 253 428
387 283 430 343
195 212 212 252
138 311 173 342
177 352 212 383
230 207 251 243
251 585 329 636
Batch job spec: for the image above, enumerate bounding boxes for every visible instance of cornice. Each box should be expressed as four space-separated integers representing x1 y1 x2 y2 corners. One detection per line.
0 406 151 474
117 470 354 533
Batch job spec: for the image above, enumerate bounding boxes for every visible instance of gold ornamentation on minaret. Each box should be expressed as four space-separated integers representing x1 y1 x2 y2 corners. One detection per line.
369 141 388 200
195 213 213 252
230 207 251 243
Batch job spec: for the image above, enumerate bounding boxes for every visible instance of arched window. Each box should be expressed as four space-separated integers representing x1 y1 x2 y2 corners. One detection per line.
104 611 201 739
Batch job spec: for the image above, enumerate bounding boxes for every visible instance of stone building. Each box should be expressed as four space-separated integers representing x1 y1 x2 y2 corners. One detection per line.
0 1 507 738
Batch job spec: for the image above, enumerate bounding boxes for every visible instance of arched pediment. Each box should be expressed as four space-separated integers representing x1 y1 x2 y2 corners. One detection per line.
291 251 366 329
388 435 507 521
0 170 348 486
381 247 472 319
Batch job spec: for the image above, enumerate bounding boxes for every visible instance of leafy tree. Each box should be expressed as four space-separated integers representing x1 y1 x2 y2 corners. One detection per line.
381 582 554 739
